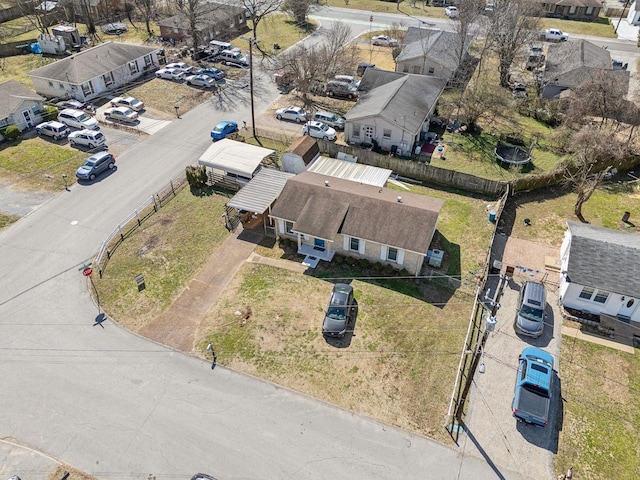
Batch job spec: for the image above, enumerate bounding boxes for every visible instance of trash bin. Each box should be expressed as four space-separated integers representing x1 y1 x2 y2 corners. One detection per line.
488 211 497 222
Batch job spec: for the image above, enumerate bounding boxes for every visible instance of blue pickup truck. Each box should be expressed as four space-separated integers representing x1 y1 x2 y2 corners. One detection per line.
512 347 554 427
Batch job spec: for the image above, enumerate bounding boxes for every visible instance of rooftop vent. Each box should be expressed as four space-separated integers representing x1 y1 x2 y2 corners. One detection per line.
325 180 330 187
397 196 402 203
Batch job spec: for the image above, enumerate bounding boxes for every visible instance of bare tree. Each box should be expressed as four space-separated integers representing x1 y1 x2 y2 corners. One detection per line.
175 0 206 46
449 0 483 77
134 0 158 36
283 0 312 25
273 22 357 100
562 126 623 222
16 0 53 35
242 0 285 40
487 0 542 88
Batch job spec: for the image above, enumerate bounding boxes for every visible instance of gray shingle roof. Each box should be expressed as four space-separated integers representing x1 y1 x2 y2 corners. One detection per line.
270 171 444 253
28 42 159 84
544 39 611 82
346 71 445 134
396 27 464 72
567 221 640 297
0 80 43 119
157 2 244 30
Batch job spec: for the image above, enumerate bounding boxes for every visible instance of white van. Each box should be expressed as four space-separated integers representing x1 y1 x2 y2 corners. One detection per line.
58 108 100 130
209 40 233 56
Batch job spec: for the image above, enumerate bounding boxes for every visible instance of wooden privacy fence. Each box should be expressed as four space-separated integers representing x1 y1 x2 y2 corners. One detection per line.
317 140 505 196
94 174 187 277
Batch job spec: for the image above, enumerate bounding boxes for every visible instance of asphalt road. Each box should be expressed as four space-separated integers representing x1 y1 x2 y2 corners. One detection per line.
1 7 637 480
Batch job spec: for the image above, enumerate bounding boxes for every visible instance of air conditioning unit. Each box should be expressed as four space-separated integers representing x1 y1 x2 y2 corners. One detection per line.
427 249 444 268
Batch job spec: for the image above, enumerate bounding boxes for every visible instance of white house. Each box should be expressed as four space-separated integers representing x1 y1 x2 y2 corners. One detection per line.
395 27 469 81
344 70 446 155
0 80 45 133
269 171 444 274
559 221 640 323
27 41 161 102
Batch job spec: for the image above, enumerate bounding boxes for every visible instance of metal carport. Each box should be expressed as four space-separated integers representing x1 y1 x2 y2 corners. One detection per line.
225 168 295 234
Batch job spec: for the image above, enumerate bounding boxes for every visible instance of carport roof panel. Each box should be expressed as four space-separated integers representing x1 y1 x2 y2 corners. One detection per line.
197 139 276 178
226 168 295 213
307 156 392 187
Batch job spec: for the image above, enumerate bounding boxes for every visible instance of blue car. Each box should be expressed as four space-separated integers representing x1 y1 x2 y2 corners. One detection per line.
197 67 225 81
211 121 239 141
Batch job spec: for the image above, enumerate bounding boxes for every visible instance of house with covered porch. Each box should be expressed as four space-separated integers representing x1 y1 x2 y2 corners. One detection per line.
269 171 444 273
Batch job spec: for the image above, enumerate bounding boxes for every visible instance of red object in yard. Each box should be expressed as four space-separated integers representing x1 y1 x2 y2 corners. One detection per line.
82 267 93 276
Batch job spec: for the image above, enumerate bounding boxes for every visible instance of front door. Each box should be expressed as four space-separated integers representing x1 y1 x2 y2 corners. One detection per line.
22 110 33 128
363 126 374 142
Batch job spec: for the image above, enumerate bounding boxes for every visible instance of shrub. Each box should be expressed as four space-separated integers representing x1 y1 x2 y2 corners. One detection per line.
41 105 59 121
0 125 21 140
384 263 396 274
400 268 410 276
358 258 370 269
185 165 208 188
334 255 344 264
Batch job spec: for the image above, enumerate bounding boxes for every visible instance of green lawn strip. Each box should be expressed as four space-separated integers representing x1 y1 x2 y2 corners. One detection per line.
0 212 21 230
0 137 88 190
0 54 58 89
539 16 616 38
205 263 472 442
324 0 447 19
555 337 640 479
93 188 230 329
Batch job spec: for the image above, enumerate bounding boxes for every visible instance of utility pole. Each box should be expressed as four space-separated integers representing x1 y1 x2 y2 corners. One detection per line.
615 0 630 34
247 37 257 139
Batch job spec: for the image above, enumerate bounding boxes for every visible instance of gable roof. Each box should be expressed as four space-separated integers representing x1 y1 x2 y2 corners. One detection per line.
28 42 159 84
346 71 445 134
544 39 611 81
0 80 43 119
534 0 601 6
270 171 444 253
567 221 640 298
283 136 320 166
396 28 465 72
157 2 244 30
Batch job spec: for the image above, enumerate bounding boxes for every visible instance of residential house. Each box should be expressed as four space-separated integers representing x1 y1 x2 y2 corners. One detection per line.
269 171 445 275
27 42 161 102
534 0 602 20
60 0 128 23
280 136 321 174
559 221 640 325
541 39 630 99
395 27 469 81
157 2 247 45
0 80 46 134
345 69 446 154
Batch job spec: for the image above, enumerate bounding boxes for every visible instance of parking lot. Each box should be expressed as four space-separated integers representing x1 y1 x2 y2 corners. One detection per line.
461 235 561 479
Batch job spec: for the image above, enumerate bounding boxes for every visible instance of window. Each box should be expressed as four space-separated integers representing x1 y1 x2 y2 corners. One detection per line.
350 237 359 252
285 221 294 234
568 6 576 14
545 3 555 12
578 287 594 300
144 54 152 66
103 72 114 87
593 290 609 304
585 6 594 14
387 247 398 262
81 81 93 96
383 129 392 138
352 123 360 138
428 67 435 75
129 61 139 74
48 80 53 87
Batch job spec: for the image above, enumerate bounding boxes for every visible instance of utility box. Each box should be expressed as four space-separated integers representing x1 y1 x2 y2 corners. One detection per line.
427 249 444 268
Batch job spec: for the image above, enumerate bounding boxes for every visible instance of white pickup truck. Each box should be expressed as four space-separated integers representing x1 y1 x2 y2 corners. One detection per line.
538 28 569 42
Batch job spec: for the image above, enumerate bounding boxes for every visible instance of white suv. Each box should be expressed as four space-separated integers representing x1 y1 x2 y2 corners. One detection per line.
58 108 100 130
68 129 106 149
218 49 249 67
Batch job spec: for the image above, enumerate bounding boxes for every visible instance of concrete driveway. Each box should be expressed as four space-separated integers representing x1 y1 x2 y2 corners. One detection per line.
95 104 172 135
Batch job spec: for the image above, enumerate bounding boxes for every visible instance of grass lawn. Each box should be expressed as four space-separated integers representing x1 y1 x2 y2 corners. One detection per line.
0 212 20 231
555 336 640 480
93 187 231 330
0 137 89 190
540 16 616 38
94 179 494 443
